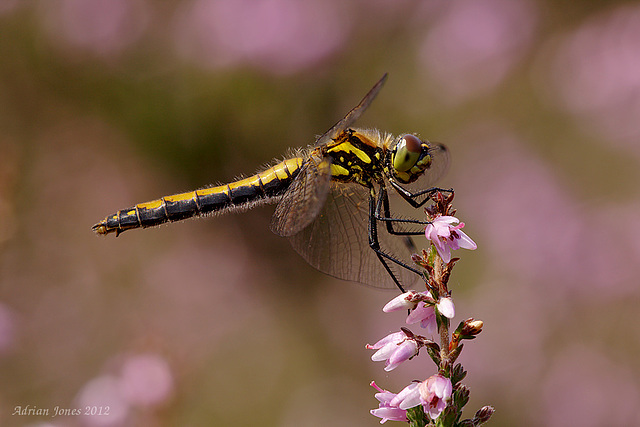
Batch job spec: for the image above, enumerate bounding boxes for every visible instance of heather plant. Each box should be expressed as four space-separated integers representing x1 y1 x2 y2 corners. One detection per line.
368 192 493 426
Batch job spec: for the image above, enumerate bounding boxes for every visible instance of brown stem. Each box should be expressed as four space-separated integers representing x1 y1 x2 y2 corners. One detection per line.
433 254 451 370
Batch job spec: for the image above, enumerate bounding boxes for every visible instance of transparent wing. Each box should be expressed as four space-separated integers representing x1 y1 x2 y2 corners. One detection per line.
271 74 388 238
314 74 388 146
402 143 451 194
271 150 331 237
287 181 421 290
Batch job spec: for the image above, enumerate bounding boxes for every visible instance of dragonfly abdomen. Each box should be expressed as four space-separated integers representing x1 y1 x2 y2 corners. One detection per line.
93 157 304 236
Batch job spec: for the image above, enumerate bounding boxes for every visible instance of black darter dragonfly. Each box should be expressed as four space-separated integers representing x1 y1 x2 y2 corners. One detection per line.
93 74 450 291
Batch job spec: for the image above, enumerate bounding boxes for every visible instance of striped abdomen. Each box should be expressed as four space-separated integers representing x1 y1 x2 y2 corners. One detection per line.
93 157 304 236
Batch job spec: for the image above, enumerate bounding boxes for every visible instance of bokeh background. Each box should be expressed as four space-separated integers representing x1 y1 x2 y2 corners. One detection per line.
1 0 639 426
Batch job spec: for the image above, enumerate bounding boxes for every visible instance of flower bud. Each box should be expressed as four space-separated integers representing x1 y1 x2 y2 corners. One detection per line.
460 318 483 337
437 297 455 319
383 291 421 312
474 406 495 423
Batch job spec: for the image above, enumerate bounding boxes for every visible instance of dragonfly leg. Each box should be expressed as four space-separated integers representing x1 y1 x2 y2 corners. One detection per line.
374 185 430 236
388 180 453 209
374 187 431 268
368 189 425 292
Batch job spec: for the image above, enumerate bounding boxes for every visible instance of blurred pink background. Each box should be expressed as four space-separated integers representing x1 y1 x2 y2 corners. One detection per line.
1 0 639 425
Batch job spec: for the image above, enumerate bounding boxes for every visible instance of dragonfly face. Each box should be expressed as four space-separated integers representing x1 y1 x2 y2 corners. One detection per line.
93 74 450 290
390 134 435 185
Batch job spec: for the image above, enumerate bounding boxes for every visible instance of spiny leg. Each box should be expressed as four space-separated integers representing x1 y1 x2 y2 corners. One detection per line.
375 185 430 237
367 188 426 292
388 180 453 209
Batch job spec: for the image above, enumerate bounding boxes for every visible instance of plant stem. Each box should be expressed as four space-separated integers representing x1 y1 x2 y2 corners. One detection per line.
433 255 451 370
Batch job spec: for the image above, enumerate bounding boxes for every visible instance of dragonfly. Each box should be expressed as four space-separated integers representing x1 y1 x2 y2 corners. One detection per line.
93 74 450 291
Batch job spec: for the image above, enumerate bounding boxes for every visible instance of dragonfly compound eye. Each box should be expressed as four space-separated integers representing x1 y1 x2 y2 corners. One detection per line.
392 134 433 184
393 134 422 172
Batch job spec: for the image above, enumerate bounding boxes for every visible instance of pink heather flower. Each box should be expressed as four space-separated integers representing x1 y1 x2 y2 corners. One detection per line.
366 331 419 371
406 302 437 334
383 292 439 333
389 376 453 420
383 290 433 312
419 374 453 419
390 381 422 410
380 374 453 422
425 216 477 263
370 381 407 423
436 297 455 319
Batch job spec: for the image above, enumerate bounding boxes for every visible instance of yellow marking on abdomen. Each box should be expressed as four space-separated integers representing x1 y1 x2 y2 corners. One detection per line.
164 191 197 203
196 185 228 197
228 175 261 190
137 200 163 210
273 165 290 180
258 168 278 184
283 157 304 170
252 158 301 186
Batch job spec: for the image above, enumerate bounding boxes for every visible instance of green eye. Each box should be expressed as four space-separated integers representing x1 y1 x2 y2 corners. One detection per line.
393 134 422 172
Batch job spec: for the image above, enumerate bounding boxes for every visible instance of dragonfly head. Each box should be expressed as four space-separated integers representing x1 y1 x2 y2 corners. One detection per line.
390 134 434 184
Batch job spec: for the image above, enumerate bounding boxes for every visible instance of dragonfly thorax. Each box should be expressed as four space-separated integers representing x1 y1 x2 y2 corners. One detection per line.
326 129 386 186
